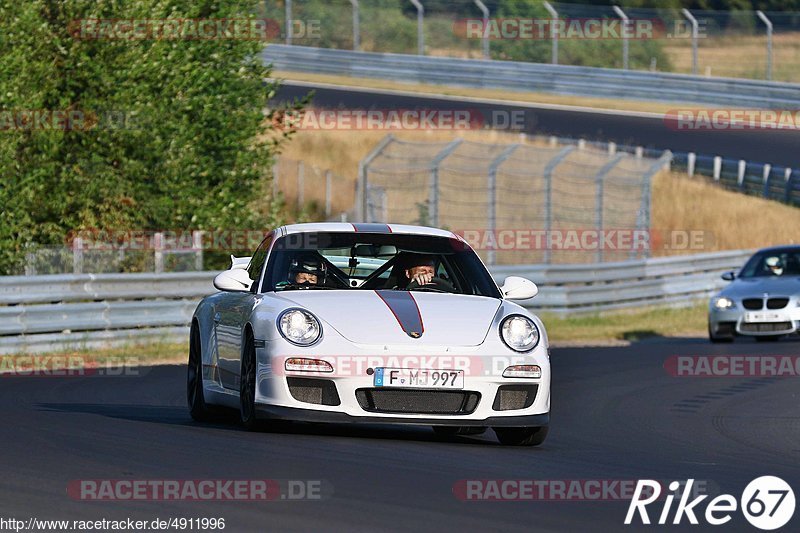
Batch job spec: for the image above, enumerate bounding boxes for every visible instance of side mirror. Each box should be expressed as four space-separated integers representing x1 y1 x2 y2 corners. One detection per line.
214 268 253 292
721 271 736 281
500 276 538 300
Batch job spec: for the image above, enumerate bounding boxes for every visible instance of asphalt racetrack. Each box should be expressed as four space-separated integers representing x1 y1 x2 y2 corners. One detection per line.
2 337 799 532
273 81 800 169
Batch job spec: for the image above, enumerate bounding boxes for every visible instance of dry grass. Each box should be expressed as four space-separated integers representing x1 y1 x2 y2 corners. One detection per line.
651 171 800 253
663 33 800 82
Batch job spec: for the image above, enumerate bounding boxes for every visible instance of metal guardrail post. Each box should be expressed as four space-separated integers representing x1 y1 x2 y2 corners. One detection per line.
428 139 463 227
350 0 360 51
474 0 490 60
486 144 520 265
737 160 746 190
687 152 696 177
285 0 292 45
358 134 395 222
682 9 699 75
593 154 625 263
297 160 305 209
410 0 425 55
785 168 794 204
72 238 83 274
543 2 558 65
543 146 575 264
325 170 333 217
154 232 164 274
756 10 773 81
193 231 204 271
612 6 629 70
762 164 772 198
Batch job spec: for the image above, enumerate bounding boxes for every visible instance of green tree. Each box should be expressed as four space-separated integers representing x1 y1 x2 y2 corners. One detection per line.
0 0 304 274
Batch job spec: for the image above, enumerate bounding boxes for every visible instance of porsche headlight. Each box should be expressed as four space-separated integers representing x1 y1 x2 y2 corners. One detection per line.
278 309 322 346
500 315 540 352
713 297 735 310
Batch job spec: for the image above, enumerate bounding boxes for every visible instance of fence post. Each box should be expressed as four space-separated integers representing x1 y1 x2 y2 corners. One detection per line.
594 154 625 263
350 0 360 51
486 145 520 265
72 238 83 274
543 2 558 65
25 252 37 276
756 10 773 81
687 152 696 177
272 161 279 197
297 160 304 210
762 163 772 198
785 168 794 203
612 6 629 70
473 0 490 59
682 9 699 75
154 232 164 274
410 0 425 55
358 134 395 222
543 146 575 264
429 139 463 227
193 231 204 271
713 156 722 181
285 0 292 45
325 170 333 217
608 142 616 155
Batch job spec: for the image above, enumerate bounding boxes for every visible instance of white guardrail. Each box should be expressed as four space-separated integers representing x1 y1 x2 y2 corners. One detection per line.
262 45 800 109
0 250 752 354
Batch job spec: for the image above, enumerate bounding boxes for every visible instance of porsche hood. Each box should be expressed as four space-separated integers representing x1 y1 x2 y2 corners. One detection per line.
274 290 502 346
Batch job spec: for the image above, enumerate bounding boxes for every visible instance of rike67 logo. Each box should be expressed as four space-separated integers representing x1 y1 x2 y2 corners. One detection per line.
625 477 795 530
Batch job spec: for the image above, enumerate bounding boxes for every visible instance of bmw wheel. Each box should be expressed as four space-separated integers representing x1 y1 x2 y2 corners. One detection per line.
187 323 212 421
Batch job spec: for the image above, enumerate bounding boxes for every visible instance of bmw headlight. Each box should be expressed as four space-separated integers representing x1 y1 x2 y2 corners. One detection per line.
278 309 322 346
712 297 735 310
500 315 540 352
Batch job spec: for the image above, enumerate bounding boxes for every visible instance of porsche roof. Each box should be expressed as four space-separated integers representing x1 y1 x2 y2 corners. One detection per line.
277 223 458 239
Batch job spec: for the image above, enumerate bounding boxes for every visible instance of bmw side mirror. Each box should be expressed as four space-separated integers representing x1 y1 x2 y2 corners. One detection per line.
721 271 735 281
500 276 538 300
213 268 253 292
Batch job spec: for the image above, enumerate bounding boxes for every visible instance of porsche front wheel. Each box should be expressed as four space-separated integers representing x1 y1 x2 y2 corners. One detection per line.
493 426 549 446
240 333 261 431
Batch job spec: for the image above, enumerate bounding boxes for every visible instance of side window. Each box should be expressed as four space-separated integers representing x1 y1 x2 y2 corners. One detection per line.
247 234 273 290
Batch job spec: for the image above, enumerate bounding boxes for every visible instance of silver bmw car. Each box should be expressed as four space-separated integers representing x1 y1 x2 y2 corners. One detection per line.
187 223 551 446
708 245 800 343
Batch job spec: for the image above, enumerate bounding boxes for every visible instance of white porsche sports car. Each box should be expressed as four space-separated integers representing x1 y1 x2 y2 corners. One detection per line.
188 223 551 446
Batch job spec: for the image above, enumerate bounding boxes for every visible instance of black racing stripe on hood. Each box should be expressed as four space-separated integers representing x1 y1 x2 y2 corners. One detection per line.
374 290 424 338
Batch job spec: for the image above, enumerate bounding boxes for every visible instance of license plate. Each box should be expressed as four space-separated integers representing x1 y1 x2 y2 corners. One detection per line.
745 311 787 323
373 368 464 389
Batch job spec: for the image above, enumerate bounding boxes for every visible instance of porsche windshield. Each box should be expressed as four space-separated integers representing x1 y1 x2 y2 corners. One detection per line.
264 232 501 298
739 248 800 278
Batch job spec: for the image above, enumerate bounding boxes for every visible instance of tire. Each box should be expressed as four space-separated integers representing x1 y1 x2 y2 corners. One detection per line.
239 332 262 431
755 335 782 342
493 426 549 446
187 323 212 421
708 324 734 344
432 426 486 438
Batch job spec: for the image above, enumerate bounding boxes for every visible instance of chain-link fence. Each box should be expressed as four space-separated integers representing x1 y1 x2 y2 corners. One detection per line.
273 157 355 220
358 134 671 265
263 1 800 82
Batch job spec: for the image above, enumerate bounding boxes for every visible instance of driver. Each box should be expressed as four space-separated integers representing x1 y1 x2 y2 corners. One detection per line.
288 253 325 286
403 254 437 287
765 256 784 276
